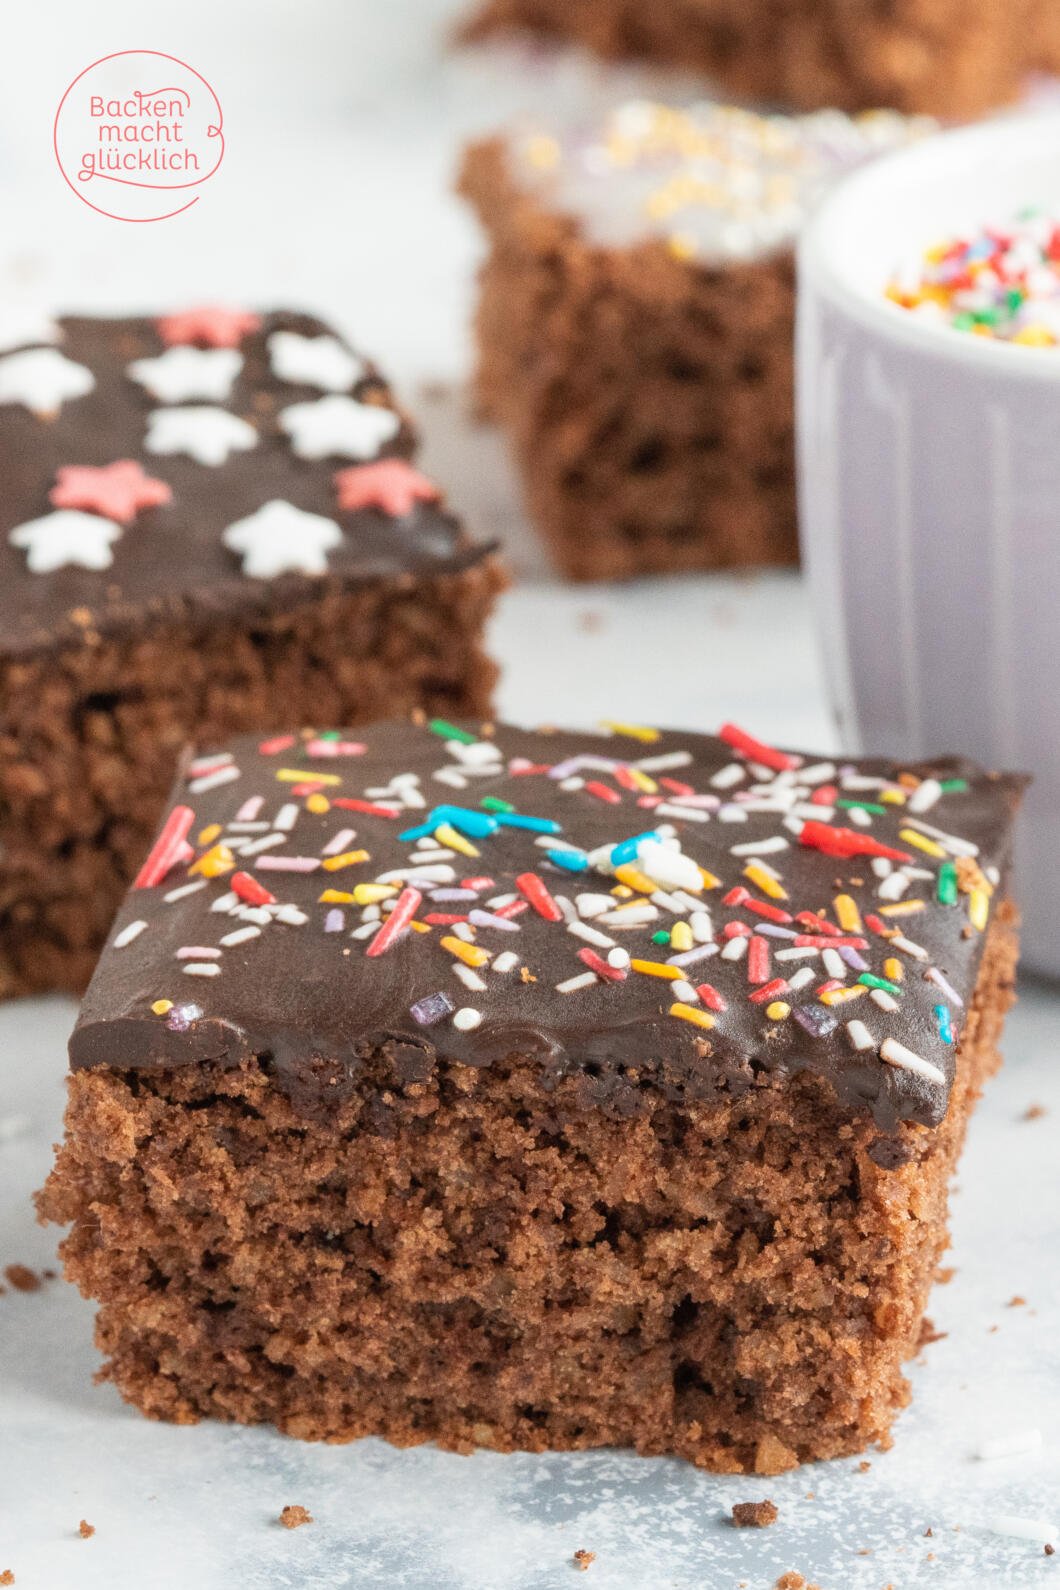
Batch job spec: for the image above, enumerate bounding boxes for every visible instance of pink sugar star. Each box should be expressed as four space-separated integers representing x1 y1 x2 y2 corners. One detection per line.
156 306 262 349
49 460 172 525
333 459 442 517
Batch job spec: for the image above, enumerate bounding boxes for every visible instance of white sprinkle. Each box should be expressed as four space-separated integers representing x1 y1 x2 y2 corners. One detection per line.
634 750 692 772
977 1428 1043 1462
671 979 697 1003
567 920 616 950
792 802 834 821
410 849 456 865
880 1037 945 1085
748 761 777 782
730 835 788 857
273 803 299 832
433 768 468 789
690 911 714 943
238 906 272 926
487 893 519 910
447 739 502 767
822 948 846 980
557 971 598 993
378 864 455 884
452 1006 482 1031
323 827 357 855
235 795 264 822
787 966 816 993
908 777 943 814
452 964 486 992
226 820 270 834
183 962 221 977
189 751 234 776
846 1019 874 1052
598 907 657 928
721 935 748 961
188 765 241 795
559 776 584 791
979 1513 1057 1544
737 799 792 815
220 925 261 947
239 834 288 856
256 855 320 872
575 893 613 919
177 945 220 959
164 880 207 904
655 802 710 823
775 946 818 962
452 921 476 943
275 905 308 926
607 947 630 970
847 806 871 827
878 870 910 901
926 965 964 1008
891 934 928 960
871 856 892 878
210 891 239 913
636 840 704 891
904 816 979 857
350 921 378 940
492 951 519 974
717 805 748 823
870 989 899 1012
666 943 718 969
799 761 836 785
113 919 148 948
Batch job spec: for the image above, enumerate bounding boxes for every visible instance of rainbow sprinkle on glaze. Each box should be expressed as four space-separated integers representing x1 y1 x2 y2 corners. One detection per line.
84 718 1021 1128
887 210 1060 345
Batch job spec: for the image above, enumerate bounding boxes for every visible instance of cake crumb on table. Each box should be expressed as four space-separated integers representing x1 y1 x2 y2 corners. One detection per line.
1023 1103 1048 1121
731 1500 778 1528
2 1264 40 1292
572 1549 595 1571
279 1506 313 1529
858 1461 872 1473
1046 1543 1055 1555
78 1520 95 1539
1008 1295 1027 1307
0 1571 14 1584
775 1574 820 1590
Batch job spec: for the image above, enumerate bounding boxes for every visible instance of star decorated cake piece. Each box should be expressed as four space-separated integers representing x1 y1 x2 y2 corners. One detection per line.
40 715 1025 1475
0 309 503 1000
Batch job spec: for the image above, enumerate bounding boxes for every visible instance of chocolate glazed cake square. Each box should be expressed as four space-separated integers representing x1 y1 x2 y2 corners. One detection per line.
0 310 504 997
40 717 1023 1472
461 0 1060 120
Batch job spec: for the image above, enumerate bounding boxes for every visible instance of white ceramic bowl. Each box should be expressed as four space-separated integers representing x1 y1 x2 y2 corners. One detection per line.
797 113 1060 977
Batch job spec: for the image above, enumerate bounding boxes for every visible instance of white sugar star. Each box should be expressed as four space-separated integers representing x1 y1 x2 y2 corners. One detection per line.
10 509 122 572
0 348 94 415
222 499 343 578
128 346 243 403
0 308 61 354
279 395 400 461
145 406 258 466
268 331 365 393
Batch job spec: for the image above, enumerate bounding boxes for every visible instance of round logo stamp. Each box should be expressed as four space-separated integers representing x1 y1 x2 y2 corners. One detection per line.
54 50 224 222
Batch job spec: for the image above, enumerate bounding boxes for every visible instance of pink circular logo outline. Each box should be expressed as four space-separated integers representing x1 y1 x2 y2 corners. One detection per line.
54 49 224 223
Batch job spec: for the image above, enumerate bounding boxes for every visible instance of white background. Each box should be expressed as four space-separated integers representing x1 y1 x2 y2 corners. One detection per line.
1 4 1059 1586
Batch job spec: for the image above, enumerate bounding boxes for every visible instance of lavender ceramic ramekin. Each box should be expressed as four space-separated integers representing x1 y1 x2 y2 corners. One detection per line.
797 114 1060 977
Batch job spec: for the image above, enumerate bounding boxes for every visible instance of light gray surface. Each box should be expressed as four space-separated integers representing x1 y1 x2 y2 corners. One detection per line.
1 4 1059 1586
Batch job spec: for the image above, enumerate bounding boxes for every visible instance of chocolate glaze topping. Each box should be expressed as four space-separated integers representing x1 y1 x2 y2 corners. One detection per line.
71 719 1024 1132
0 312 491 657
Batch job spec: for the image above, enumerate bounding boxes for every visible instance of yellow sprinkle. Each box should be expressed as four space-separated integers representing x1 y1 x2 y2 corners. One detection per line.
883 957 904 983
1013 323 1056 347
879 899 926 917
409 920 431 934
599 721 660 743
669 921 694 953
275 769 341 786
631 959 683 980
151 999 173 1016
441 935 491 969
198 823 222 846
698 866 721 890
820 985 867 1006
899 828 946 858
880 789 906 805
765 1001 791 1020
611 884 634 899
525 133 560 170
669 1002 715 1030
744 863 788 901
319 889 356 905
834 894 863 933
969 889 990 932
190 843 235 878
352 883 396 905
321 849 370 872
625 768 659 794
614 864 659 894
306 793 331 815
434 822 480 859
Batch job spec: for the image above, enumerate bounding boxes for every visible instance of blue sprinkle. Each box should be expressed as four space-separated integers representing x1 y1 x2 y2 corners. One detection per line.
398 821 434 842
429 805 500 838
494 812 561 834
410 990 455 1027
324 908 345 933
547 847 589 873
609 830 659 866
793 1006 838 1039
934 1003 954 1044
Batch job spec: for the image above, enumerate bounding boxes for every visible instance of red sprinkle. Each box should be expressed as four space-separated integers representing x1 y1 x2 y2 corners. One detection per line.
719 722 798 773
864 913 893 937
515 872 564 922
577 947 627 982
696 983 727 1012
799 821 911 863
811 784 838 806
742 898 794 925
292 781 328 797
133 805 195 889
366 886 422 957
660 777 695 797
793 934 868 950
231 871 276 907
461 877 495 891
423 913 468 926
796 911 841 936
747 935 770 984
612 766 640 792
816 979 843 996
333 798 400 818
258 735 295 755
724 886 750 908
749 977 788 1005
584 780 622 805
723 920 752 939
493 900 530 920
